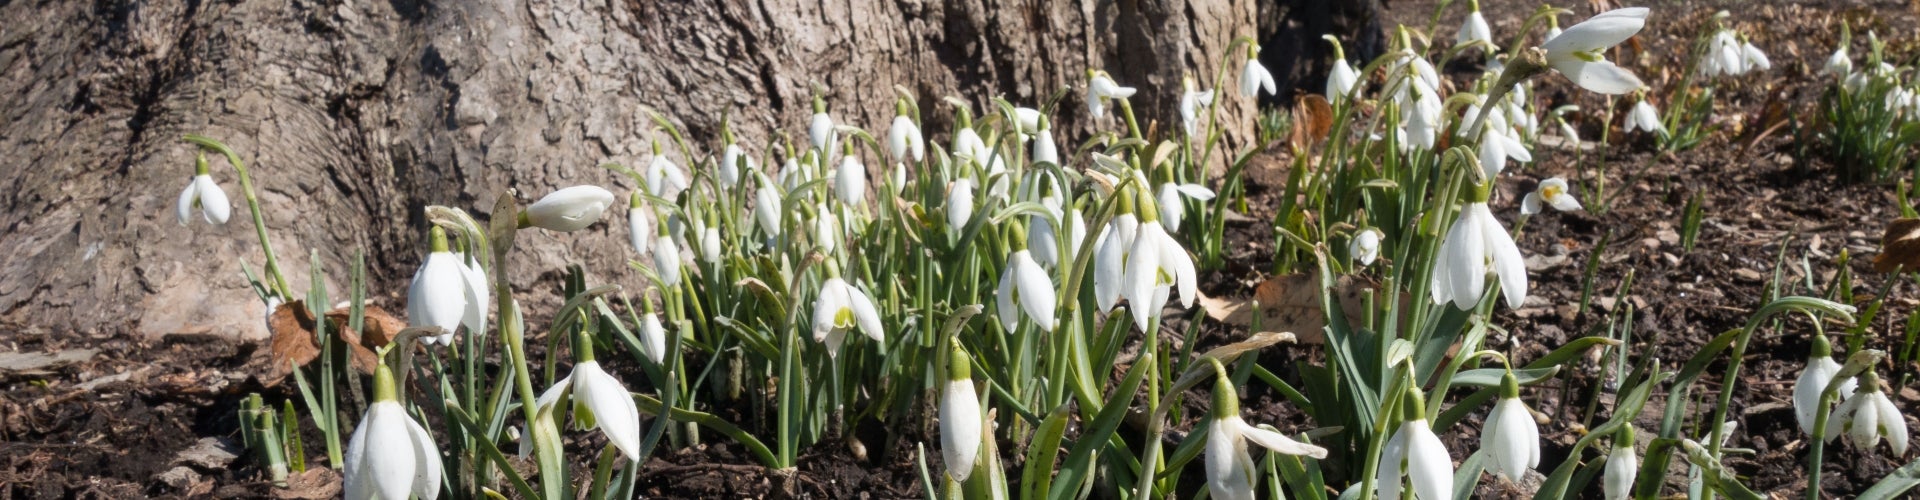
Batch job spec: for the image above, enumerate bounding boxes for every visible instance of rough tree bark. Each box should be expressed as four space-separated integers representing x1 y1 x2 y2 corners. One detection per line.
0 0 1372 339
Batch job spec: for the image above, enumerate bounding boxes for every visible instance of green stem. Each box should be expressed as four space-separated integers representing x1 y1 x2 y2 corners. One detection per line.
183 134 291 297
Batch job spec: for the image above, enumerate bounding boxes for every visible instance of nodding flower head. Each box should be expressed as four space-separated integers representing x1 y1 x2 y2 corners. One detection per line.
175 153 231 226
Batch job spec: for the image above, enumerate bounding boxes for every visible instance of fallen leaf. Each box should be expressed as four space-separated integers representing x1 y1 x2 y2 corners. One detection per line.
1198 272 1382 344
1874 218 1920 272
274 468 342 499
1290 94 1334 152
259 303 404 386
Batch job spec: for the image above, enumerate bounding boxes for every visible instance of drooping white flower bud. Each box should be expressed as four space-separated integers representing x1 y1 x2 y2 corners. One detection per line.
522 186 616 232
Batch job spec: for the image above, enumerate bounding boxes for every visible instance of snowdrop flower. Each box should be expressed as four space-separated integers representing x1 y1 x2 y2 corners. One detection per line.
887 105 925 163
1625 99 1664 135
1794 335 1857 436
1086 70 1136 119
1031 115 1060 166
1180 76 1216 138
344 361 443 500
1456 1 1495 51
834 148 867 206
1825 46 1853 78
1123 198 1198 329
1740 39 1770 72
941 340 983 480
1604 426 1638 500
1031 199 1086 269
1481 374 1541 482
535 336 642 461
1013 107 1043 136
1206 371 1328 500
1156 181 1216 233
809 96 836 154
1476 120 1533 178
1700 30 1744 77
1521 177 1583 215
1324 35 1362 102
699 226 722 264
629 192 655 254
1351 228 1382 267
653 230 681 287
643 148 689 201
997 224 1057 332
175 154 231 226
1239 46 1277 97
408 227 467 345
719 143 753 189
1541 7 1649 94
1830 371 1908 457
753 172 783 239
1377 389 1453 500
811 277 883 357
1094 198 1141 313
811 204 839 254
637 312 666 364
1431 185 1527 310
522 185 616 232
947 179 975 234
457 253 489 337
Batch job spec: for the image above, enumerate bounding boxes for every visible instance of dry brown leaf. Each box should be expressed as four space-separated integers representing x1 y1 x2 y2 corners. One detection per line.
1198 272 1383 344
1290 95 1334 152
274 468 342 499
325 305 404 374
259 302 404 386
1875 218 1920 272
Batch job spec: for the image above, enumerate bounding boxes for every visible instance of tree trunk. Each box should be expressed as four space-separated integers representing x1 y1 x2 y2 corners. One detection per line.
0 0 1376 338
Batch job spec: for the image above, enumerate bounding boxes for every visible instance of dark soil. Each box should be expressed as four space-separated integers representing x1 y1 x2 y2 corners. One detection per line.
5 0 1919 498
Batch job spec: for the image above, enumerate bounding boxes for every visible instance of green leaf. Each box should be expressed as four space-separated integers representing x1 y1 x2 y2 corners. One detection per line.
1448 367 1560 388
1021 404 1073 500
1048 353 1151 500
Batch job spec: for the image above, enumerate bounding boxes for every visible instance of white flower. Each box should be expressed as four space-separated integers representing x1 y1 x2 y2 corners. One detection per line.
812 204 840 253
1122 220 1198 329
628 195 651 257
1700 31 1744 77
1327 58 1361 102
811 277 883 357
1740 41 1771 72
1625 100 1665 135
175 174 231 226
1481 378 1541 481
1377 417 1453 500
997 248 1057 332
458 254 489 337
700 227 722 264
1094 213 1140 313
947 179 975 234
720 143 752 188
638 313 666 364
645 155 689 201
1604 427 1638 500
1240 55 1277 97
1457 10 1495 51
535 360 643 461
1351 228 1382 267
524 186 616 232
888 115 925 162
653 234 681 287
1476 120 1533 178
1830 372 1908 457
809 108 836 154
1793 336 1857 436
754 173 784 239
1014 107 1043 135
1431 200 1527 310
1032 206 1087 269
344 366 443 500
1087 71 1136 119
1032 125 1059 166
834 154 867 206
1180 77 1216 138
1825 47 1852 78
408 228 467 345
941 342 982 480
1205 376 1328 500
1521 177 1583 214
1541 7 1649 94
1156 183 1216 233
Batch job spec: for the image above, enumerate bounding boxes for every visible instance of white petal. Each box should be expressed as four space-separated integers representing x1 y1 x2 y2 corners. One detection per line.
193 176 231 224
1480 133 1507 178
1123 229 1163 328
940 380 982 480
836 157 867 206
654 235 681 286
1375 426 1408 500
996 262 1019 332
1541 8 1649 54
1877 395 1908 456
812 280 848 343
176 179 198 226
402 412 445 500
1604 444 1637 500
408 252 470 341
1095 226 1127 312
459 258 489 336
1236 418 1328 458
1521 193 1545 215
1551 58 1645 95
573 362 643 461
343 407 375 499
1406 423 1455 500
1158 185 1186 232
1489 398 1540 479
362 403 418 500
1791 358 1845 435
948 179 975 232
847 285 885 342
1032 131 1058 166
1481 207 1529 309
1206 420 1254 500
534 376 571 415
629 207 651 256
525 186 616 232
1831 395 1866 442
639 314 667 364
1441 208 1487 309
1012 251 1057 332
810 113 835 152
1849 394 1882 447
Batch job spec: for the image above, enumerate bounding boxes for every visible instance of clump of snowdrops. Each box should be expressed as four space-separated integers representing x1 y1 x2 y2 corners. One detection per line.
175 3 1920 499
